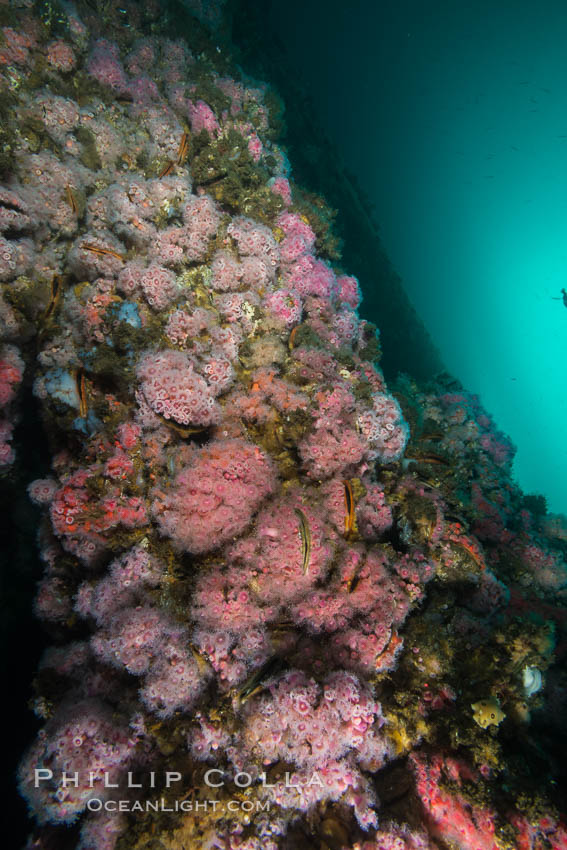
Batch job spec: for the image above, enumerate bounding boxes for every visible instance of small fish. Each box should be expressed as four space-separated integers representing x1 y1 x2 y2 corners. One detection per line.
75 368 88 418
199 170 229 186
347 565 362 594
405 453 449 466
448 530 486 572
269 618 295 633
82 243 124 262
44 274 63 321
236 656 285 704
189 644 212 675
159 160 175 178
65 185 78 215
177 131 189 165
415 514 436 543
294 507 311 575
375 630 402 667
343 479 355 535
157 414 209 438
288 325 299 350
445 513 465 525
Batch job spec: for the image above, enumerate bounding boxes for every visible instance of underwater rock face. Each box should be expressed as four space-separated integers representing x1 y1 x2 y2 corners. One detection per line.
2 2 566 849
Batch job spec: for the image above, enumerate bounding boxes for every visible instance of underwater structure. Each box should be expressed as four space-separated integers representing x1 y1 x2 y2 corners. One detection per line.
2 0 566 848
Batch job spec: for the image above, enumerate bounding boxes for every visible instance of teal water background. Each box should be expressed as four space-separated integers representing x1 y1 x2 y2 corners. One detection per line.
265 0 567 513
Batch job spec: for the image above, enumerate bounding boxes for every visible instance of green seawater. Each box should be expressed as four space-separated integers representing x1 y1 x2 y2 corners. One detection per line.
258 0 567 515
